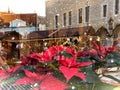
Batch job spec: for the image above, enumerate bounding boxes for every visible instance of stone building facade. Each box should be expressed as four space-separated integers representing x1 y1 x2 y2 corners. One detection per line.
46 0 120 38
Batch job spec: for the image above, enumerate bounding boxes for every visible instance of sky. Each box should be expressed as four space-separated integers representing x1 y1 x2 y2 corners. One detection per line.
0 0 46 16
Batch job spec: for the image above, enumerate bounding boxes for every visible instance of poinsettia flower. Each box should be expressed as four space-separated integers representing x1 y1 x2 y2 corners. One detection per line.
40 74 68 90
89 49 98 56
33 87 39 90
107 46 115 52
21 55 29 65
39 46 66 63
92 42 116 58
21 55 38 65
92 42 109 58
14 77 35 85
56 45 76 56
14 70 47 85
12 45 93 85
33 46 60 63
7 65 22 73
59 56 92 68
59 57 81 68
28 53 42 62
78 62 93 66
99 46 108 57
77 51 84 57
77 51 89 57
44 45 57 58
65 46 77 56
59 66 85 82
56 54 65 61
0 70 9 80
24 70 44 80
24 70 39 77
58 56 92 82
39 53 54 63
28 52 54 63
56 45 65 52
36 66 52 72
92 41 100 50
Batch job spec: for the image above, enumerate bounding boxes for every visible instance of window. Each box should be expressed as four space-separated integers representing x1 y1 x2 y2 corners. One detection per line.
78 8 82 23
115 0 119 14
103 5 107 17
63 13 66 26
68 11 72 26
85 6 89 22
55 15 58 28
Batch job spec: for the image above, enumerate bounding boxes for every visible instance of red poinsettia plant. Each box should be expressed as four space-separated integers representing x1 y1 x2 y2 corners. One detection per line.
21 45 92 82
92 41 115 58
0 43 119 90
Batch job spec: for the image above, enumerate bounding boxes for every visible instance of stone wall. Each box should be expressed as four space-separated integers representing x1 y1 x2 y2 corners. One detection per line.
46 0 120 33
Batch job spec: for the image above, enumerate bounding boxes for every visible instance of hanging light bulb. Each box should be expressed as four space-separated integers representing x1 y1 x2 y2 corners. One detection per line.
97 36 100 41
11 37 15 40
20 42 24 48
89 37 92 41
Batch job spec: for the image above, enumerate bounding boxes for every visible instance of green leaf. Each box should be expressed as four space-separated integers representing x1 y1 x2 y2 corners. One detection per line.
82 66 100 83
62 51 72 58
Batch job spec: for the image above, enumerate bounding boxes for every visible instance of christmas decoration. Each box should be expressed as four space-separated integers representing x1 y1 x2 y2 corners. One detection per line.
0 43 119 90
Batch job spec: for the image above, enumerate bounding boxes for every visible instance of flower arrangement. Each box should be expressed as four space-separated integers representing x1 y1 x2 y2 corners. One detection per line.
0 43 119 90
90 41 120 67
0 45 93 90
